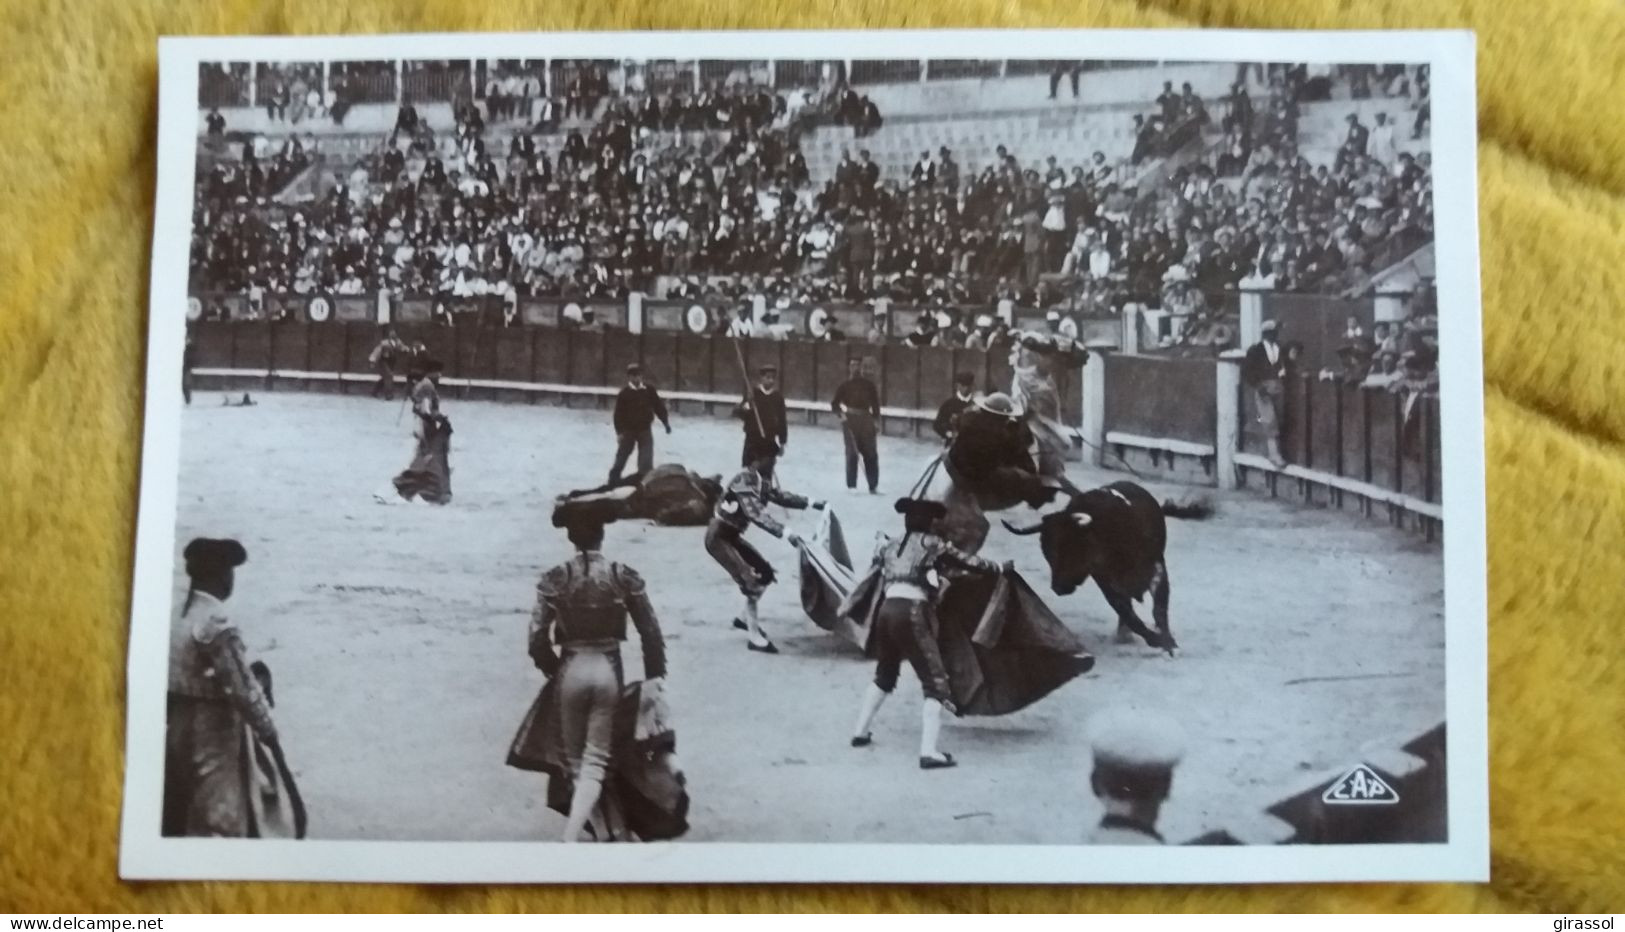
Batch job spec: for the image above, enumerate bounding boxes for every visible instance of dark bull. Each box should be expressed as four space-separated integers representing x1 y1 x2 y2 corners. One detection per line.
1002 481 1210 655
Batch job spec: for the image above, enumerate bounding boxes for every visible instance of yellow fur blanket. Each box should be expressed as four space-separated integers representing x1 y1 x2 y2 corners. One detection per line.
1 0 1621 913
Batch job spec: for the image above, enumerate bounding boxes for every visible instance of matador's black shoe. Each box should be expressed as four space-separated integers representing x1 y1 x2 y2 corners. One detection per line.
850 733 873 748
732 617 748 631
746 639 780 655
919 753 957 771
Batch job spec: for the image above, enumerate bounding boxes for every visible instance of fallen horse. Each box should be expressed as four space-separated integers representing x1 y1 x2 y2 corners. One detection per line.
798 509 1095 717
558 464 724 527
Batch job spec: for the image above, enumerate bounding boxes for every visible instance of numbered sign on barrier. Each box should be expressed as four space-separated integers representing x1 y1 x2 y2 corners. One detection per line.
684 303 710 335
307 295 332 323
807 307 830 339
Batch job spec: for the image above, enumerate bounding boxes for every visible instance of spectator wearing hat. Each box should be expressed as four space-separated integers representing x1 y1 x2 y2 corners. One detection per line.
909 150 936 189
527 501 668 842
164 538 277 837
933 372 978 442
955 318 994 353
830 357 882 494
734 364 789 480
608 363 672 484
865 303 889 345
1368 112 1398 168
1045 309 1081 343
1085 707 1185 844
904 311 937 349
1242 319 1289 467
937 147 960 194
1336 112 1369 174
1021 203 1046 288
840 209 876 300
846 498 1007 770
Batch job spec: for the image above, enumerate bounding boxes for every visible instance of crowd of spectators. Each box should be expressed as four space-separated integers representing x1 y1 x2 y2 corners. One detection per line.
190 63 1433 345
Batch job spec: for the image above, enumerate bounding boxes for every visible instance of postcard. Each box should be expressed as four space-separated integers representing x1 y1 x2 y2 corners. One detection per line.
121 28 1486 883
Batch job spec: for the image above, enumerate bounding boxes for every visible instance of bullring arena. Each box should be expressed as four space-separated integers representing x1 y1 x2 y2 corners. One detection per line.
172 377 1442 844
174 54 1447 845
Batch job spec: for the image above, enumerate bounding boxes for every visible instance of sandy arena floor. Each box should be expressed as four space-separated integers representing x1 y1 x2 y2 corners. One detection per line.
165 390 1445 844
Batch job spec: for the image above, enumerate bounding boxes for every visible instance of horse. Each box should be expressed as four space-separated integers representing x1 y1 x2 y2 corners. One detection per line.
904 393 1077 555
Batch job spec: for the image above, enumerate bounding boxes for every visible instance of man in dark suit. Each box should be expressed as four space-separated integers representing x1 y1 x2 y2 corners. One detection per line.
910 151 935 189
857 150 881 192
735 364 789 481
1242 319 1289 467
830 357 881 494
842 209 875 299
1049 60 1082 100
937 146 960 194
1337 112 1369 172
624 153 651 196
1156 80 1180 122
609 363 672 483
786 146 810 188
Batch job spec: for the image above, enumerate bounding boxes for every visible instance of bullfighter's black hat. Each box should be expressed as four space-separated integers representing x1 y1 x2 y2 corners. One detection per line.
551 497 620 531
182 538 248 577
893 498 948 520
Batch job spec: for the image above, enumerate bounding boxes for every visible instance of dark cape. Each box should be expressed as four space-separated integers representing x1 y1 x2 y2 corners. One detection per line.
506 678 689 842
798 509 863 644
800 512 1094 716
393 414 453 504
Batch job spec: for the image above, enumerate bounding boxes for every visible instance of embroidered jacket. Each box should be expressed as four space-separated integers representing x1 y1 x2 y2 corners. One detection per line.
711 468 808 538
167 590 277 742
529 552 666 680
874 531 1000 589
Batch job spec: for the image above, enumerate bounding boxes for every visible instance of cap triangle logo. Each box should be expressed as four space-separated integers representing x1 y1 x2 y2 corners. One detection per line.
1321 763 1400 805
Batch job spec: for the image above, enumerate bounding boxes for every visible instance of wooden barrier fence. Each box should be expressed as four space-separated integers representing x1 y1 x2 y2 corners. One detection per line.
190 318 1442 536
187 319 1033 439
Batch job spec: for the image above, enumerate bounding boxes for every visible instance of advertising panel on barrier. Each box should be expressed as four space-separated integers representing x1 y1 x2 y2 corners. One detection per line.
132 29 1486 887
396 296 433 323
335 296 373 323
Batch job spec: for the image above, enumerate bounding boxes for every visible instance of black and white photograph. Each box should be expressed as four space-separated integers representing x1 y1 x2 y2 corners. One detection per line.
122 29 1487 884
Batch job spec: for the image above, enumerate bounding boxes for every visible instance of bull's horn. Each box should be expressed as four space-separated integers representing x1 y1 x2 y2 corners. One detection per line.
1070 512 1094 528
1001 517 1043 536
